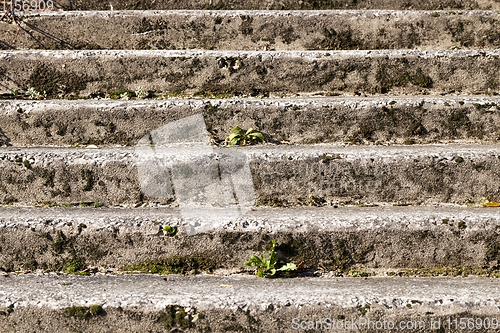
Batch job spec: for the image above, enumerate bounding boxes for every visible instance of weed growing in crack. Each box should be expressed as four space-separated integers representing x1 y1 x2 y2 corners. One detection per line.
135 86 147 99
26 87 47 100
245 239 296 277
225 126 265 146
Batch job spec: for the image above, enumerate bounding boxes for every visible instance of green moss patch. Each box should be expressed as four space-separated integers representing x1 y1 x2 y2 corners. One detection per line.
63 305 103 319
389 267 500 278
122 256 217 274
158 305 192 329
319 28 364 50
28 65 91 98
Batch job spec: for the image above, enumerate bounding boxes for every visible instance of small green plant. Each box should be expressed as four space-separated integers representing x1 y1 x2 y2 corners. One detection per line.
120 92 130 100
480 198 500 207
163 225 178 237
245 239 296 277
26 87 47 100
135 86 147 99
306 195 326 206
225 126 265 146
10 90 18 97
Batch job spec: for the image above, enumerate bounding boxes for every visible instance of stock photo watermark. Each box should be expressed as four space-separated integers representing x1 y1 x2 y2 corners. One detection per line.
135 113 255 236
291 316 499 331
2 0 54 11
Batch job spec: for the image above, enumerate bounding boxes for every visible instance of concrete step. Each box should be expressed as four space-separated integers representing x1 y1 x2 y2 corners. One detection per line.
1 205 500 274
1 274 500 332
4 10 500 51
1 50 499 97
0 144 499 206
1 96 500 147
52 0 500 11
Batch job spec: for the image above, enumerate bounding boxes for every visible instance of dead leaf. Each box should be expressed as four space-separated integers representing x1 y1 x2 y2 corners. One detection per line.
296 261 304 272
484 202 500 207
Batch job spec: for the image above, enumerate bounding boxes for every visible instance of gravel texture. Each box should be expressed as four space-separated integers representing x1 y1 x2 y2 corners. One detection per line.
1 96 500 146
1 143 500 206
1 205 500 233
1 49 500 97
50 0 500 10
1 206 500 274
1 274 500 312
4 10 500 51
2 275 500 332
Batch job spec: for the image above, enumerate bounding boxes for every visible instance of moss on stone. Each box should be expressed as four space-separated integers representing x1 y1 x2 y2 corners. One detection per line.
22 259 38 271
81 169 94 191
28 65 90 98
63 305 103 319
159 305 192 328
122 256 217 274
62 257 86 273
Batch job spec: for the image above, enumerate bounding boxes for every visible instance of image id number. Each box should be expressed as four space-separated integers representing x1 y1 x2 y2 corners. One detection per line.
3 0 54 11
446 318 498 330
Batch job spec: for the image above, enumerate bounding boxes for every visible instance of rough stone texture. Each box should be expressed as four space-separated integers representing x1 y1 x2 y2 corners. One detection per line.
1 275 500 332
0 144 499 206
51 0 500 10
1 97 500 147
1 50 500 97
1 206 500 272
3 10 500 51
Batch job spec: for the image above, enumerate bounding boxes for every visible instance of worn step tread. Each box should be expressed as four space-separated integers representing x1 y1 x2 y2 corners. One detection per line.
1 274 499 312
2 205 500 231
1 49 499 97
48 0 500 11
1 96 500 146
1 205 500 275
4 10 500 51
0 143 499 206
1 274 500 333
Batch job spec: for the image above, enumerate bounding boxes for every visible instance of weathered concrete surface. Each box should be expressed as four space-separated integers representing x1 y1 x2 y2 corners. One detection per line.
51 0 500 10
1 275 500 332
1 97 500 147
4 10 500 51
1 206 500 273
1 50 500 97
0 144 499 206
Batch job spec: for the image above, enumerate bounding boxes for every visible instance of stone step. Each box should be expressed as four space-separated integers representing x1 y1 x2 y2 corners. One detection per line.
4 10 500 51
0 144 499 206
0 274 500 332
1 96 499 147
0 205 499 274
52 0 500 11
1 50 499 97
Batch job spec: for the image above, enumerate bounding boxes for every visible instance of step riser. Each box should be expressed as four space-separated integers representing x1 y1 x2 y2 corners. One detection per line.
1 207 499 273
1 146 499 205
6 307 496 333
2 50 499 97
5 11 500 51
1 98 500 146
52 0 500 10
